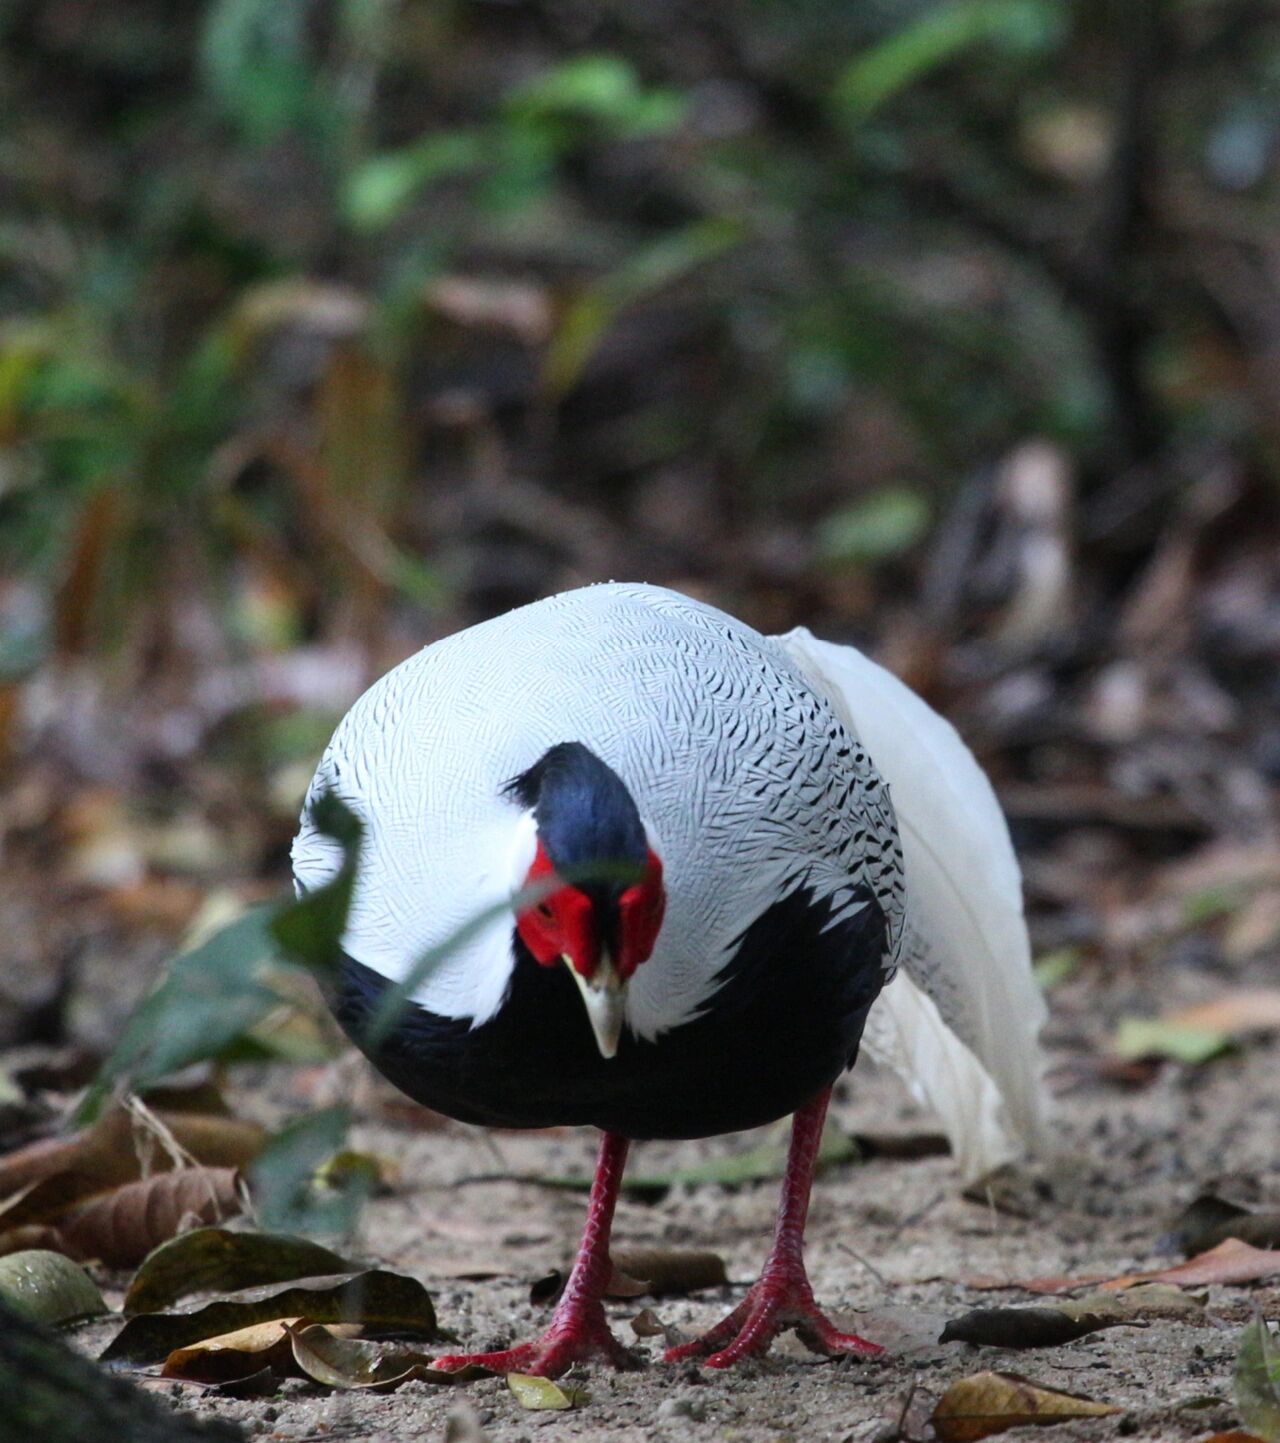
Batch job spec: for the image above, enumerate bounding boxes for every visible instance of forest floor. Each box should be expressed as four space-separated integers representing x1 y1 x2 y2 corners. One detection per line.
63 947 1280 1443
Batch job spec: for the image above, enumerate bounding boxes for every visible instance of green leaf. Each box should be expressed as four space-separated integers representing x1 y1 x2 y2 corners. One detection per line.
542 218 742 397
816 488 931 565
506 55 686 137
270 792 364 973
124 1227 356 1315
247 1107 361 1237
507 1373 588 1410
79 907 278 1121
0 1250 106 1326
343 131 486 232
1112 1018 1231 1067
1032 948 1079 991
834 0 1065 122
200 0 316 144
1235 1315 1280 1442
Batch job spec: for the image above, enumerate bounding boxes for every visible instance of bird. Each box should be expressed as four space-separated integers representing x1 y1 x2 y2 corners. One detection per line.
292 582 1049 1375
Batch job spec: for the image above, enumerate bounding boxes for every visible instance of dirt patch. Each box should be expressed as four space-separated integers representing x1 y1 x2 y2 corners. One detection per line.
67 958 1278 1442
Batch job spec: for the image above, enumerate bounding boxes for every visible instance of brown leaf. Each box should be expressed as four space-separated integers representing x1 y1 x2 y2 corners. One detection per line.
629 1307 667 1339
1169 1195 1280 1256
287 1322 468 1390
972 1237 1280 1296
162 1318 309 1383
532 1249 728 1307
1102 1238 1280 1291
931 1370 1122 1441
1169 1194 1254 1255
0 1106 265 1230
852 1130 951 1161
963 1273 1104 1295
0 1224 66 1258
1164 988 1280 1037
57 1167 243 1266
629 1307 681 1349
608 1248 728 1298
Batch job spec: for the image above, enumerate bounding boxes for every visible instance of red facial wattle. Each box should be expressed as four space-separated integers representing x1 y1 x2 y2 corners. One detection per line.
616 849 664 979
515 840 596 974
514 840 665 981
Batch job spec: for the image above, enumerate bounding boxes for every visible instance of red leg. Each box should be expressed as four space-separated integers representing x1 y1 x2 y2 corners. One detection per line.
434 1130 640 1377
665 1088 883 1369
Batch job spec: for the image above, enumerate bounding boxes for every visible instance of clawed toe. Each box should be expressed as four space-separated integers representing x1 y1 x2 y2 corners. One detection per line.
434 1322 641 1378
664 1289 883 1369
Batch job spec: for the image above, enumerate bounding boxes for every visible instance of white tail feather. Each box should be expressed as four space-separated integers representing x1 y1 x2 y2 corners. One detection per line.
776 627 1050 1182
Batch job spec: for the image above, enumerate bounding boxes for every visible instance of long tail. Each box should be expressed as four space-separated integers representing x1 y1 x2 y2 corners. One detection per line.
775 627 1050 1183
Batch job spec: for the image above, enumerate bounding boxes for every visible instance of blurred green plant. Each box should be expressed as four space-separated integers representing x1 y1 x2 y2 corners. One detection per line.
2 0 1274 674
834 0 1066 122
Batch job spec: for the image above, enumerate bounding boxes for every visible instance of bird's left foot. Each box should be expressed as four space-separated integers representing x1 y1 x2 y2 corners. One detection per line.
664 1271 883 1369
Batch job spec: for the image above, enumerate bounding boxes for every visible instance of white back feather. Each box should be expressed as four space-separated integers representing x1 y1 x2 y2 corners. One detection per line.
776 627 1051 1181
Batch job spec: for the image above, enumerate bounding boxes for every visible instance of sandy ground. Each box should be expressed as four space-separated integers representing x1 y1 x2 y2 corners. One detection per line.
65 956 1280 1443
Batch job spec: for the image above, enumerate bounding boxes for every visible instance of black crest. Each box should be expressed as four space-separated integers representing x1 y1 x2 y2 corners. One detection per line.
504 742 647 874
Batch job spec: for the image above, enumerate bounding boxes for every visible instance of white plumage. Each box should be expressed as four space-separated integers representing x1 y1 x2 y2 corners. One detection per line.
777 628 1051 1179
294 584 903 1042
294 582 1048 1177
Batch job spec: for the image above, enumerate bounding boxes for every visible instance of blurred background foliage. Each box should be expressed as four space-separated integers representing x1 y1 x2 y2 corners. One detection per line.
1 0 1279 1048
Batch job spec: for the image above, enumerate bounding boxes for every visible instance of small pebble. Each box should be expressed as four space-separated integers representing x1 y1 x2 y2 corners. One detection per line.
657 1394 708 1424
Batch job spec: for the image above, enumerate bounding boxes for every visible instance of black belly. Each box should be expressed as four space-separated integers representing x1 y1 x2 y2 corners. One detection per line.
328 884 888 1140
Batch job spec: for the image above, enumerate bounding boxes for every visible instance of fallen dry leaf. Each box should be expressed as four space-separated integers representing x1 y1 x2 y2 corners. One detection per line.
1165 988 1280 1037
0 1224 66 1258
533 1248 728 1307
102 1269 438 1364
124 1226 355 1314
1102 1238 1280 1292
287 1322 469 1390
931 1370 1122 1441
161 1317 315 1383
57 1167 242 1266
1169 1195 1280 1257
610 1248 728 1297
964 1272 1105 1296
629 1307 681 1349
0 1105 264 1230
969 1238 1280 1296
507 1373 588 1410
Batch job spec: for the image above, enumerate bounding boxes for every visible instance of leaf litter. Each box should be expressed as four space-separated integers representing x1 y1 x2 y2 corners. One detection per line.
931 1370 1123 1441
124 1226 356 1314
101 1269 439 1364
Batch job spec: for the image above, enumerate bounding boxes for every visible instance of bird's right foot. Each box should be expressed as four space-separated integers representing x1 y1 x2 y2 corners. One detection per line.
434 1311 641 1378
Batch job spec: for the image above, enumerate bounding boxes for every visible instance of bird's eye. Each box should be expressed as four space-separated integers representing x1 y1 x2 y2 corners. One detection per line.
537 903 553 919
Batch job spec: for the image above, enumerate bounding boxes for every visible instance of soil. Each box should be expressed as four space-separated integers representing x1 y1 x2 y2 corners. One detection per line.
68 956 1279 1443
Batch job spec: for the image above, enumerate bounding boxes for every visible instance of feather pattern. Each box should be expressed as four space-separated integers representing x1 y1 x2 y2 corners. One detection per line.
293 584 904 1043
774 627 1051 1179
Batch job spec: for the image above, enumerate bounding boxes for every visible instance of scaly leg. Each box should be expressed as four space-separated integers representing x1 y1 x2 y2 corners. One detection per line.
434 1130 640 1377
665 1088 884 1369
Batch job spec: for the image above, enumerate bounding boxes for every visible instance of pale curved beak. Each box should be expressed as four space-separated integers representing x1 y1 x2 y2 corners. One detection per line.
563 953 626 1059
